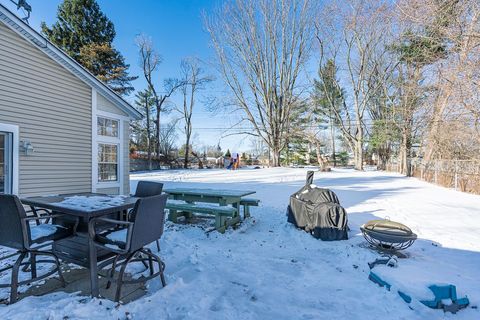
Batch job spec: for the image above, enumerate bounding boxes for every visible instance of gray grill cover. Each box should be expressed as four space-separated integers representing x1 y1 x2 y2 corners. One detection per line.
287 185 348 241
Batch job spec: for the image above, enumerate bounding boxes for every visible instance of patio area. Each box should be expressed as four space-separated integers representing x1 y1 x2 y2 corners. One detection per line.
10 266 147 304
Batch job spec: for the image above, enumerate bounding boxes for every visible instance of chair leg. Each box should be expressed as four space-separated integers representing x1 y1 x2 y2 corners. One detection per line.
30 252 37 280
21 253 30 273
106 255 120 290
115 253 136 302
156 239 160 252
48 252 66 287
10 252 26 304
29 250 66 287
137 252 149 270
150 253 166 287
146 249 154 277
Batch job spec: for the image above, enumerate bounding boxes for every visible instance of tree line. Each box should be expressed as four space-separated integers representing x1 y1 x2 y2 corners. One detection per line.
42 0 480 173
206 0 480 172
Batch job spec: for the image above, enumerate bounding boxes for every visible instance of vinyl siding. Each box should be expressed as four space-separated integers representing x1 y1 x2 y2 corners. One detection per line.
96 187 120 195
97 93 128 117
0 23 92 196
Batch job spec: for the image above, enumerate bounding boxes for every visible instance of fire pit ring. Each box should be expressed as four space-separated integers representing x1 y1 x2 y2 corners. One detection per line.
360 219 417 251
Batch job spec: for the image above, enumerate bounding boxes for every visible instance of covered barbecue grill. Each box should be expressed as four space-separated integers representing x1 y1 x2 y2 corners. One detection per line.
287 171 348 241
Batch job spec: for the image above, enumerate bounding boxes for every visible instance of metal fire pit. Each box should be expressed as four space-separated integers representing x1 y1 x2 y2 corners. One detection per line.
360 219 417 251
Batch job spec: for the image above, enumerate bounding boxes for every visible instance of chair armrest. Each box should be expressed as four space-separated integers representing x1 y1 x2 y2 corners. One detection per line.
90 217 133 227
88 217 134 254
22 213 66 222
21 214 79 249
22 214 80 234
26 208 51 216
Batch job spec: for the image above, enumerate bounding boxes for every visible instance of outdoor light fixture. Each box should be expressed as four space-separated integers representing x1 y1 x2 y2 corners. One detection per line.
20 140 34 156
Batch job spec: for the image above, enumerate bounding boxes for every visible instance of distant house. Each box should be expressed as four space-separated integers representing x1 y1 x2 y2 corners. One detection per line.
0 4 142 197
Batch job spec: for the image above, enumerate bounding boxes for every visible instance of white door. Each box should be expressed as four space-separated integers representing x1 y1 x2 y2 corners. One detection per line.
0 132 13 194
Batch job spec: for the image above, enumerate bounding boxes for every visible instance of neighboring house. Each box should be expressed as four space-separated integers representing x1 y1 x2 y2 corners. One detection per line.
0 4 142 197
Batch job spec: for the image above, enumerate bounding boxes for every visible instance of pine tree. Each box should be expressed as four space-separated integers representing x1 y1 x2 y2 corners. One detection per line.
41 0 136 95
312 60 345 167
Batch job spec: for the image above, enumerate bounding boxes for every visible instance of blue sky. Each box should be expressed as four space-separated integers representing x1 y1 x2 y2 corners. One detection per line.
1 0 253 152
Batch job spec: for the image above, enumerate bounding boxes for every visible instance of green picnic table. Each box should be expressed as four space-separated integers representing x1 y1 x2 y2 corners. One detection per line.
163 188 258 233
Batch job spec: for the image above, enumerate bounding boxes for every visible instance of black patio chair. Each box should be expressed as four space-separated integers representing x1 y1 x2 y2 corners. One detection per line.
131 181 164 251
89 194 168 302
133 181 164 198
0 195 78 304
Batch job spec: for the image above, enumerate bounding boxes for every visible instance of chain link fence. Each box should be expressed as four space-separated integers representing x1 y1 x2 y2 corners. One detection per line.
387 159 480 195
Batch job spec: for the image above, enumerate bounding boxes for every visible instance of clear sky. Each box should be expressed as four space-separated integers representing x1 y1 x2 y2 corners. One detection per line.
1 0 254 153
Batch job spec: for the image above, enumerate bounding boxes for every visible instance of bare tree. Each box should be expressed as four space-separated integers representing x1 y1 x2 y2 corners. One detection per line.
136 35 182 158
205 0 316 166
158 120 178 161
316 0 395 170
176 58 212 168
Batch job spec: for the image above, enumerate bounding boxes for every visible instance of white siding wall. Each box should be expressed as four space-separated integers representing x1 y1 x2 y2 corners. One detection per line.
0 23 92 196
97 93 128 117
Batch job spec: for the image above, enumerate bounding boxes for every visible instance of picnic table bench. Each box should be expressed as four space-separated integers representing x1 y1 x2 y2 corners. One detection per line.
163 188 259 233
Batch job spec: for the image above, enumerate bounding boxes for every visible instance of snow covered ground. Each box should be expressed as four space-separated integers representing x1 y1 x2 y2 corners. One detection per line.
1 167 479 319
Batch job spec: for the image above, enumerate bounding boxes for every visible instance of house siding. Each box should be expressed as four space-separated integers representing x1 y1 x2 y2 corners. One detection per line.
96 187 120 195
97 93 128 117
0 23 92 196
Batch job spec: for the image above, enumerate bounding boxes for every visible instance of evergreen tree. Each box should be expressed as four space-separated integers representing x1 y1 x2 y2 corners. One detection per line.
312 60 345 167
41 0 136 95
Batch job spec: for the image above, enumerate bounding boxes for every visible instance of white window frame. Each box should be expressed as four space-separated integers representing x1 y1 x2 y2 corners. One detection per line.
97 142 120 183
97 116 119 138
91 89 127 194
0 123 19 195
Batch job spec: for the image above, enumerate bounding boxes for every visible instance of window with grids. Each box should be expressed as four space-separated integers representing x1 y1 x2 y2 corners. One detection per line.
98 143 118 182
97 117 119 137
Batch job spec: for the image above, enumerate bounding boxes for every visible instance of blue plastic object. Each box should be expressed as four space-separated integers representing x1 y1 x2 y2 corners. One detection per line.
420 285 470 313
369 271 412 304
368 271 469 312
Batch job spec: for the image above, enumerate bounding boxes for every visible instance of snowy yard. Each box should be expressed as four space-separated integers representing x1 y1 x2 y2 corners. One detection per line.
1 167 480 319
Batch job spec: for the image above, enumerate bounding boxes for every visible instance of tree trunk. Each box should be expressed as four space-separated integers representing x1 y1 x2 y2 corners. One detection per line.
354 128 363 170
399 124 412 176
191 151 204 169
271 148 281 167
155 108 161 159
315 141 324 171
330 122 336 167
146 103 152 171
305 143 311 165
377 148 388 171
184 137 190 169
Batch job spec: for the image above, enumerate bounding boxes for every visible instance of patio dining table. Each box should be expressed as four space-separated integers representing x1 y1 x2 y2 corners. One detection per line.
21 192 139 297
